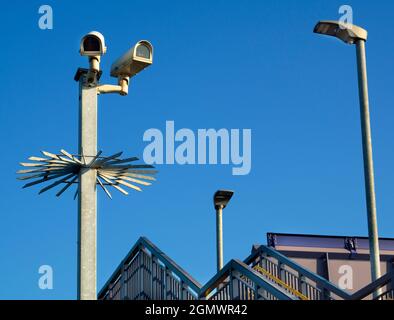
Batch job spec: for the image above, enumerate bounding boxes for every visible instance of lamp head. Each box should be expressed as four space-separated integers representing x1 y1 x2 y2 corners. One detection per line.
214 190 234 210
313 20 367 44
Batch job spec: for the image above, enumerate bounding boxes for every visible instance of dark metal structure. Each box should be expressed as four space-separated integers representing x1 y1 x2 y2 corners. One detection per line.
266 233 394 298
99 233 394 300
99 237 201 300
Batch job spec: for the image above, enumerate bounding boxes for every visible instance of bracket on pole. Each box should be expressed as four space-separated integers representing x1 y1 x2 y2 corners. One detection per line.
267 233 278 248
344 237 358 256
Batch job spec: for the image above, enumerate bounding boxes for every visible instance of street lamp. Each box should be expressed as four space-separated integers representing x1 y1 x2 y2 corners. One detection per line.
213 190 234 272
313 21 382 287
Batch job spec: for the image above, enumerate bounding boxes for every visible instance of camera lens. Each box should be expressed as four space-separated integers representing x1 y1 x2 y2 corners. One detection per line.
84 36 100 52
136 44 150 59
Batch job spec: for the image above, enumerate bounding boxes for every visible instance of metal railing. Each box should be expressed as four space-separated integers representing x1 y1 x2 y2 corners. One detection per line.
99 237 394 301
98 237 201 300
350 270 394 300
244 245 352 300
199 259 297 300
99 237 297 300
376 289 394 300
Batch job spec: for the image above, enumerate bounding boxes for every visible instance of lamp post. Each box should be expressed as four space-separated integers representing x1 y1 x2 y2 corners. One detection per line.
76 71 98 300
213 190 234 272
313 21 382 288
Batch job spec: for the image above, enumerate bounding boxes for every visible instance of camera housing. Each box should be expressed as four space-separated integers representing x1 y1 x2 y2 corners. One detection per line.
80 31 107 57
110 40 153 78
80 31 107 84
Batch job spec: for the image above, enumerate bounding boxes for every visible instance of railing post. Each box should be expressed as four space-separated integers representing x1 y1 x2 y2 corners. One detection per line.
165 267 171 300
120 263 127 300
261 253 268 271
151 255 157 299
298 274 307 298
254 284 260 300
145 251 152 300
108 281 114 300
231 270 240 300
257 286 270 300
161 264 165 299
387 264 394 300
229 271 234 299
139 246 144 299
322 287 331 300
278 262 284 281
181 281 189 300
259 254 269 299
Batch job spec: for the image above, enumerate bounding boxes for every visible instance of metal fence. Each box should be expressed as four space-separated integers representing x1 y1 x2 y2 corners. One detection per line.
243 245 351 300
99 237 200 300
99 237 394 301
376 289 394 300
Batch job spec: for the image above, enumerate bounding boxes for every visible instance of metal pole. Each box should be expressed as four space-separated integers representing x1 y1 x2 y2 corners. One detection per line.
216 205 223 272
77 72 98 300
355 40 381 289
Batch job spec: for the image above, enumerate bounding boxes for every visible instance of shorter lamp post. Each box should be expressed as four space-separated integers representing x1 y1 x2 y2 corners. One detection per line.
213 190 234 272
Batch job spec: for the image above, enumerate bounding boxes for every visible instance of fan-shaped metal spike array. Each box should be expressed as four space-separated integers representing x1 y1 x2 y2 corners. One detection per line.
17 149 157 199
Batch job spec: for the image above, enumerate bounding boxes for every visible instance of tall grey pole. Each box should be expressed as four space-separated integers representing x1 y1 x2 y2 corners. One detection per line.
216 205 223 272
355 40 381 289
77 72 98 300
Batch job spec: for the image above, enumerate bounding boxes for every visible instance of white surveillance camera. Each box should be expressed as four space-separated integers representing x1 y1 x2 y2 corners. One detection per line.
80 31 107 84
80 31 107 57
110 40 153 78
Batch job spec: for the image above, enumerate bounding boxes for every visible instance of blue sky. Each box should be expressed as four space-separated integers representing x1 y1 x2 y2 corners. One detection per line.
1 0 394 299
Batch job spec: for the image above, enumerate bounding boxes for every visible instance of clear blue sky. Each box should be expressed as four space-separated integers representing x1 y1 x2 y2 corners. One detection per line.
1 0 393 299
